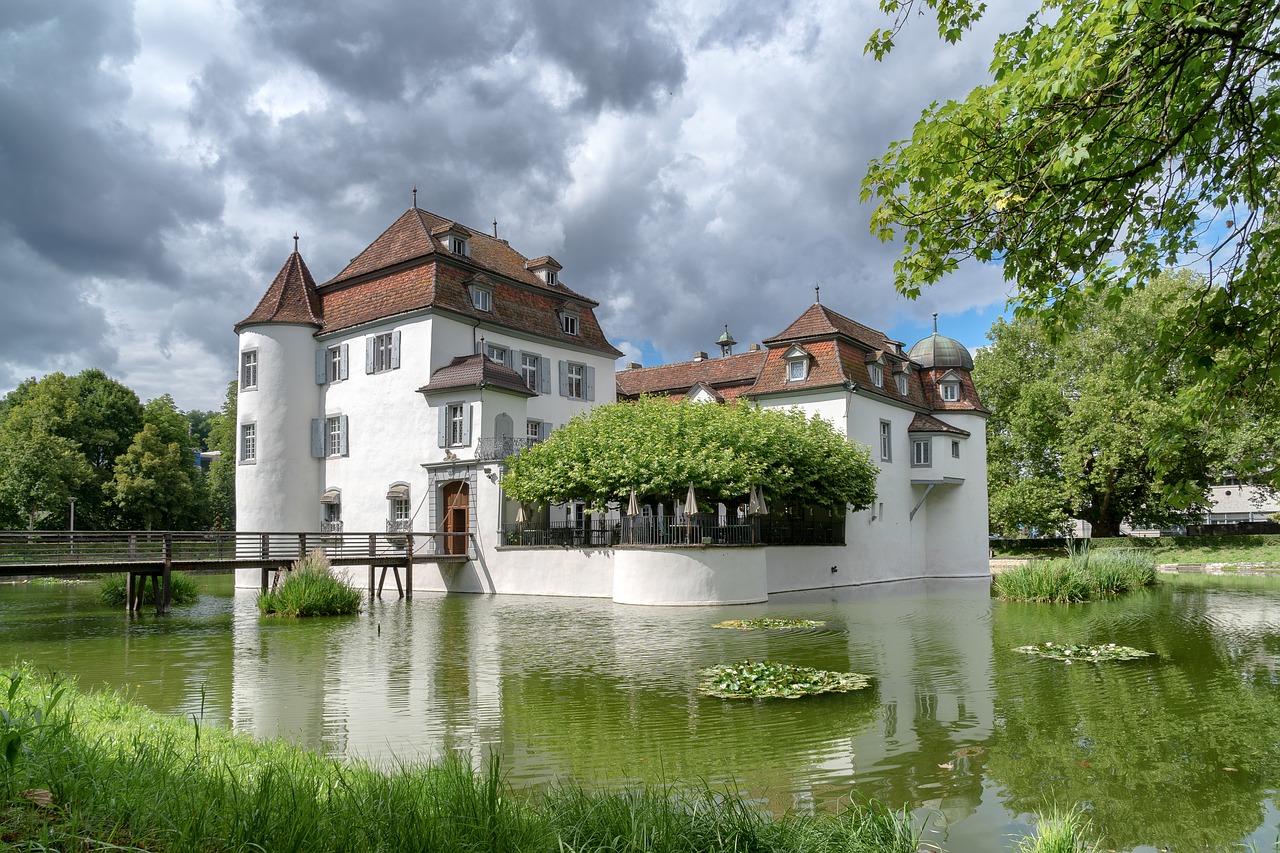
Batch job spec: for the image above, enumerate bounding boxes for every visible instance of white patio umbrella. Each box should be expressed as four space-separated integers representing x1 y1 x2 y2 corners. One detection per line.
515 503 527 524
748 485 769 515
684 484 698 516
627 487 640 517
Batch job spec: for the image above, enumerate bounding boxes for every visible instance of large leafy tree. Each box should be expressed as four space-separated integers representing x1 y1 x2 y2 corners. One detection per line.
863 0 1280 425
976 271 1221 537
503 397 878 513
106 423 199 530
205 381 238 530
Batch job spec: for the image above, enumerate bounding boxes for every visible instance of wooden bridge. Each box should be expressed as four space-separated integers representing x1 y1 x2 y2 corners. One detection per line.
0 530 470 613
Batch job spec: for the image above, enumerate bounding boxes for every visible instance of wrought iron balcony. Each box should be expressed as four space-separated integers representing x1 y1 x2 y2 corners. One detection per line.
386 519 413 533
320 520 344 533
476 436 538 461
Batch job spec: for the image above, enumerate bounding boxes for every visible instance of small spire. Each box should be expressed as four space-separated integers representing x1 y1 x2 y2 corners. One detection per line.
293 232 299 253
492 219 498 238
412 186 418 209
815 284 821 304
932 312 938 334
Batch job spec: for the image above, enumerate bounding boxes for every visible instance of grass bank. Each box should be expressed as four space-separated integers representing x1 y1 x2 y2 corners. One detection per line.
993 549 1157 602
0 666 919 852
992 534 1280 567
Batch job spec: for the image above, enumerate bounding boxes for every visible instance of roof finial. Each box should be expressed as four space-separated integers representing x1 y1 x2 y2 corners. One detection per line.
815 284 821 304
932 312 938 334
412 186 418 209
492 219 498 238
293 232 299 253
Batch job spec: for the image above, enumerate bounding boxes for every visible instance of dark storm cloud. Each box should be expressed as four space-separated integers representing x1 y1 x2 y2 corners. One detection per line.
696 0 795 50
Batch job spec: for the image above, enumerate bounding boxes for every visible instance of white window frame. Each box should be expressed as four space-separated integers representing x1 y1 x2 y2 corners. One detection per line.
952 439 961 458
527 419 543 443
912 438 932 467
940 381 960 402
879 420 892 462
328 345 344 383
545 270 558 286
240 422 257 463
560 312 580 336
896 373 908 396
392 496 411 522
372 333 395 373
447 403 467 446
326 416 344 457
323 501 342 525
869 363 883 387
566 363 584 400
788 358 807 382
471 286 492 312
240 350 258 390
450 236 469 255
485 342 508 364
521 353 538 390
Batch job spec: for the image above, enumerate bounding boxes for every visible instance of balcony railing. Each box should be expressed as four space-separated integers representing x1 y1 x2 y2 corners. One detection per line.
386 519 413 533
499 516 845 548
476 436 539 461
320 520 344 533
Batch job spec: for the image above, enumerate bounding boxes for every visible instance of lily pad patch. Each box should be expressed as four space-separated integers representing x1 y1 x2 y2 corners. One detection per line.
699 660 871 699
711 618 827 630
1014 642 1154 662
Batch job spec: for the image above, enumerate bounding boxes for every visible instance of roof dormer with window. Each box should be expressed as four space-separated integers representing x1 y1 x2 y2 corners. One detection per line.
432 222 473 257
937 369 963 403
526 256 563 287
783 344 811 382
464 276 495 313
865 351 887 388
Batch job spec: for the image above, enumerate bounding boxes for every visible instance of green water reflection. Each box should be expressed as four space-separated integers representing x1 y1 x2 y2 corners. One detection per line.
2 573 1279 850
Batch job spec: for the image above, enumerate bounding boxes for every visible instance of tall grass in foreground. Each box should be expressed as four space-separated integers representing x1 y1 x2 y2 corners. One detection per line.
993 549 1157 602
0 666 920 852
98 571 200 606
1013 808 1096 852
257 549 362 616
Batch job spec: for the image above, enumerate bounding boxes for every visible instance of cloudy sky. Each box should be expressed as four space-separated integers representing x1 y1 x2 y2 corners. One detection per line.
1 0 1022 412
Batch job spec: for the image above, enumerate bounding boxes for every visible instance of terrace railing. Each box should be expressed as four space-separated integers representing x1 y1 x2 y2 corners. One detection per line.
499 516 845 548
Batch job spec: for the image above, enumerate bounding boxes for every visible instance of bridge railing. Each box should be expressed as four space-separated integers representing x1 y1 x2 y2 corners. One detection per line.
0 531 419 567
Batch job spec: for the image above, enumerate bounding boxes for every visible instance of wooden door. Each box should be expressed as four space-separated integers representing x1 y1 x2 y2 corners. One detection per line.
442 481 469 556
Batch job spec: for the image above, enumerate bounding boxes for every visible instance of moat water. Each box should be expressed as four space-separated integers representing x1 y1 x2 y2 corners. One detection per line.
3 573 1279 851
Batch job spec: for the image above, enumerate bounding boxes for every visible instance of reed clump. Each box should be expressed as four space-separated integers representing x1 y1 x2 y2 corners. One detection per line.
257 549 362 617
993 546 1156 603
98 572 200 606
0 665 921 852
1012 807 1097 852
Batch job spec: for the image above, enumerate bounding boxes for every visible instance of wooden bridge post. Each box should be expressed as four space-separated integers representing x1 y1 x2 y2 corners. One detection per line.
405 532 413 599
157 533 172 615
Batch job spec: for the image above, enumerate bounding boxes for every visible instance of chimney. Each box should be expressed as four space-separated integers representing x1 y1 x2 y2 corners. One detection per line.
625 361 643 370
693 351 708 362
748 343 761 352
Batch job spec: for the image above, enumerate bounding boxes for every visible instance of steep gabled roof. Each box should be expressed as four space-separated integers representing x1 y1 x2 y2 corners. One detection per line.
762 303 894 352
416 353 536 397
235 252 323 332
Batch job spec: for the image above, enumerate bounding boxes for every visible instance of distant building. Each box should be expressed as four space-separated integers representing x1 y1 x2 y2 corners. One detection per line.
235 205 990 604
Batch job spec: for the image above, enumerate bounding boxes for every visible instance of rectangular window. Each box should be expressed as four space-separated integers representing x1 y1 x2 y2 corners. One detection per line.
788 359 807 381
326 416 343 457
393 497 410 521
527 419 542 443
240 423 256 462
561 313 579 336
328 346 344 382
941 382 960 402
913 439 932 467
870 364 883 387
879 420 892 462
240 351 258 390
450 236 468 255
323 502 341 524
521 354 538 390
545 270 557 286
896 373 908 395
372 333 395 372
566 363 584 399
448 404 466 446
472 288 492 312
485 343 508 364
952 439 961 458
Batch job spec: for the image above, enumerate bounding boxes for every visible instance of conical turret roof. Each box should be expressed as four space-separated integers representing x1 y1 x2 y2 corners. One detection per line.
235 251 323 332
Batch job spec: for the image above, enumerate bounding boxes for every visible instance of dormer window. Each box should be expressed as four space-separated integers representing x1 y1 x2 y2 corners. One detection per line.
450 236 469 255
471 285 492 312
940 381 960 402
558 310 580 336
526 256 563 287
545 270 558 286
788 359 808 381
432 222 473 258
896 373 909 395
869 364 883 387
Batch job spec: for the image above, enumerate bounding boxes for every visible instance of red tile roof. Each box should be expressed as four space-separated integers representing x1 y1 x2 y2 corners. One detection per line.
918 367 990 414
416 353 536 397
235 252 323 332
763 303 896 352
908 413 972 436
616 350 768 402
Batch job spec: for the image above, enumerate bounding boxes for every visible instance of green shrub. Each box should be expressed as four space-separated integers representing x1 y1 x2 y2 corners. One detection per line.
98 572 200 607
1013 808 1096 852
257 550 362 617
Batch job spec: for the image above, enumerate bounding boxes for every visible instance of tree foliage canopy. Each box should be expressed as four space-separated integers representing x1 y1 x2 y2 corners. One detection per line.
502 397 878 513
864 0 1280 413
973 271 1243 537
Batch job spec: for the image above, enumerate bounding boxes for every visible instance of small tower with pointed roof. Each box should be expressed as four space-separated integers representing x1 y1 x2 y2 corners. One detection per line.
717 325 737 357
234 242 325 533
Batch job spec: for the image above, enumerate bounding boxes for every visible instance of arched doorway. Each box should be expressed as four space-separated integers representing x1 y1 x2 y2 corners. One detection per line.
442 481 470 556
